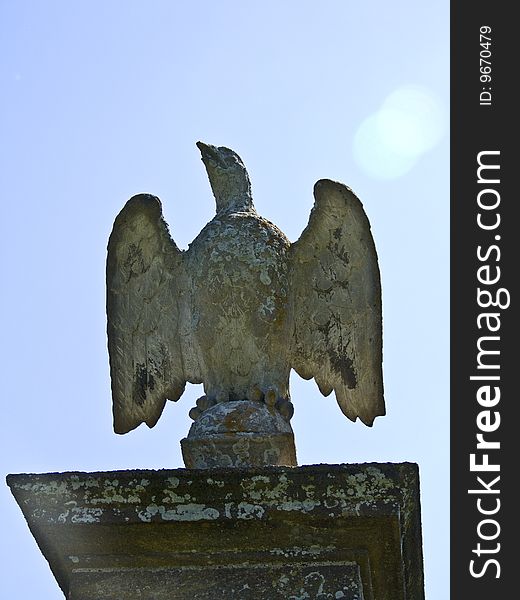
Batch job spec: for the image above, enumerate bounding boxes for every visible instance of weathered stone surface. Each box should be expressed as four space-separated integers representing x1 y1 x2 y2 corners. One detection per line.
181 400 297 468
70 563 364 599
106 143 385 459
7 463 424 599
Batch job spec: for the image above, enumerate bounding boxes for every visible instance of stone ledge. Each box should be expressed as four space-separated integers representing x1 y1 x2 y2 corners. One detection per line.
7 463 424 599
69 563 364 600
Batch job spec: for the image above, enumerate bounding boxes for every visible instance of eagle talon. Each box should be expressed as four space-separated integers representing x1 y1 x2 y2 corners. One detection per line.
248 385 264 403
264 389 277 409
196 395 215 411
188 406 202 421
262 388 294 420
276 398 294 421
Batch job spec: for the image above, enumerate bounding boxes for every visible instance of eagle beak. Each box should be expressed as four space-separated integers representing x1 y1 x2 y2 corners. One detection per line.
196 141 209 153
196 141 219 163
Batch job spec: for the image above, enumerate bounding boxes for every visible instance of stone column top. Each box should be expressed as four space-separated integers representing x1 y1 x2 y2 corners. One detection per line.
7 463 424 600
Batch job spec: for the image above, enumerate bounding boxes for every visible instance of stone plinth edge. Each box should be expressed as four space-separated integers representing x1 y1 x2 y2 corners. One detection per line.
7 463 424 600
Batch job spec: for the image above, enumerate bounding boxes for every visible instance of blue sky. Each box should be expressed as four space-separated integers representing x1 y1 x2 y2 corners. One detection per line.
0 2 449 597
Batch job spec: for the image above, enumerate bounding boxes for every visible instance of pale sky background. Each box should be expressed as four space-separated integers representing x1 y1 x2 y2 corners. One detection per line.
0 2 449 598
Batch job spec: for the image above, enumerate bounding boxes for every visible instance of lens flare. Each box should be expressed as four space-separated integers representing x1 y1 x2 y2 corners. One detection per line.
353 85 445 180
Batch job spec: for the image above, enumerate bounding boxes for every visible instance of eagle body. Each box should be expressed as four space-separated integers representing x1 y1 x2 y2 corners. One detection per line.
184 207 291 403
107 143 385 434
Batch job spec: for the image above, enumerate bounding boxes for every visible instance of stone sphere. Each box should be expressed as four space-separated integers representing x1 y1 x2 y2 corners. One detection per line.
188 400 292 437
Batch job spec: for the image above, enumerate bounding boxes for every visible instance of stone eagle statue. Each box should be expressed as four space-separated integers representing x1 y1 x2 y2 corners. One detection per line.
107 142 385 438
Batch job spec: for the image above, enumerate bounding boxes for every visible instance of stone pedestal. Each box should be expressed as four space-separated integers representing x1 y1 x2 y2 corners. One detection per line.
7 463 424 599
181 400 297 468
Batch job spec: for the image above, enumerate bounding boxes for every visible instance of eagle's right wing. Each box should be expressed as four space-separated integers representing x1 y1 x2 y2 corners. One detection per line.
289 180 384 426
107 195 186 434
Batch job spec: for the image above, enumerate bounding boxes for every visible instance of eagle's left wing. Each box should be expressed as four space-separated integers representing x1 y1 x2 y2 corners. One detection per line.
288 179 385 426
107 194 186 434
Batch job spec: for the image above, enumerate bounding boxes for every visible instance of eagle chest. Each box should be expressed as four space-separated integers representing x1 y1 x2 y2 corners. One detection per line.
187 213 290 345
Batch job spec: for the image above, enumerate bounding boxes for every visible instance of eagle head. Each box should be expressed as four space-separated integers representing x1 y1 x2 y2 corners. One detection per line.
196 141 253 213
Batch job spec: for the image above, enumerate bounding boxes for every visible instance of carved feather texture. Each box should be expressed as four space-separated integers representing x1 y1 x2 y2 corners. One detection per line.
289 179 385 426
106 195 186 433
